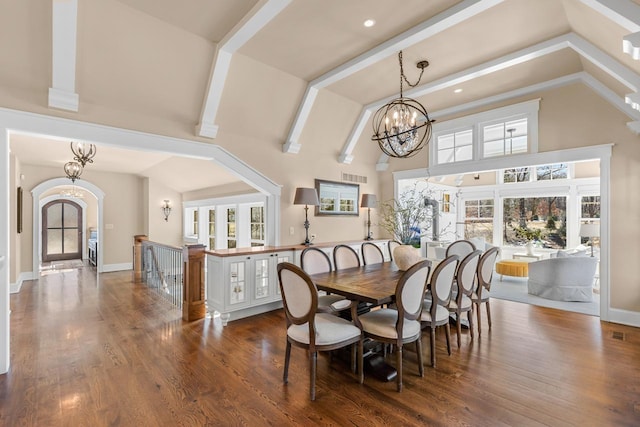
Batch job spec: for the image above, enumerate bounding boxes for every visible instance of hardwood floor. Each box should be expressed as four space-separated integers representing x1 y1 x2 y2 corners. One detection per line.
1 265 639 426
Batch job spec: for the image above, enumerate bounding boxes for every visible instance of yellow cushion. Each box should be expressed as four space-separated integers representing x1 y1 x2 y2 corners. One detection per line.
495 260 529 277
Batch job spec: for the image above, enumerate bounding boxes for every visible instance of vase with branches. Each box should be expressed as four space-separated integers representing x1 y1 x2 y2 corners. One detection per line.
378 184 434 247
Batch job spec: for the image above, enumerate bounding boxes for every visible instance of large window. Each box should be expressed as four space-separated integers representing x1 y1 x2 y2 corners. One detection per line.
580 196 600 247
250 206 265 247
208 209 215 250
464 199 494 243
186 208 198 238
503 196 567 249
227 208 236 249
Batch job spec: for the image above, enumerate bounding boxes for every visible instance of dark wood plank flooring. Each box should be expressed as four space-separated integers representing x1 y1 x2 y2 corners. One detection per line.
1 264 639 426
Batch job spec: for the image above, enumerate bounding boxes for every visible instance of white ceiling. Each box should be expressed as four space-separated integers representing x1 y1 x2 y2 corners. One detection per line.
9 0 640 192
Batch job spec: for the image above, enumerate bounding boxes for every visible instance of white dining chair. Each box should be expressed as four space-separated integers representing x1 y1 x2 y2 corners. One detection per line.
354 259 432 392
448 250 481 348
421 255 459 368
300 247 351 313
277 262 363 401
361 242 384 265
333 244 361 270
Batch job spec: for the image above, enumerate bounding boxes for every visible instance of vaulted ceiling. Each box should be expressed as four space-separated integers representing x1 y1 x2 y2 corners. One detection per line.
6 0 640 192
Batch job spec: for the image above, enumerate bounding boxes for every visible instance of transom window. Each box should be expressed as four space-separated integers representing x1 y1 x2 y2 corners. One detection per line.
537 163 568 181
430 99 539 167
436 129 473 164
502 163 569 184
482 118 528 158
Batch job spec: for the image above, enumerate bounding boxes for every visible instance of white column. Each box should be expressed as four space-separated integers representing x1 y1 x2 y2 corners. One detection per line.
49 0 79 112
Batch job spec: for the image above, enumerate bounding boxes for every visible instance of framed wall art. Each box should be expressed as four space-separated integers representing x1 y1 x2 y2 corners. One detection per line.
314 179 359 216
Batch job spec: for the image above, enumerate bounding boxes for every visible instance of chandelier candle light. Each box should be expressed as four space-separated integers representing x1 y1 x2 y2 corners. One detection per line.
371 51 434 158
64 161 83 183
293 187 320 246
70 141 97 167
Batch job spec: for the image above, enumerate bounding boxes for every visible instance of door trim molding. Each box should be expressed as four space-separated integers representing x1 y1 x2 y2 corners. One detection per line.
32 178 104 274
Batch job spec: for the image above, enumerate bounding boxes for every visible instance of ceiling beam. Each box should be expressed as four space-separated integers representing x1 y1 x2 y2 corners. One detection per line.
342 33 640 167
579 0 640 60
49 0 79 112
282 0 506 154
196 0 291 139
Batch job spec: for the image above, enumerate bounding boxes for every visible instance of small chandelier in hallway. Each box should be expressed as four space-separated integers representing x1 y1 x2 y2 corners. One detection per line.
70 141 97 167
64 161 83 183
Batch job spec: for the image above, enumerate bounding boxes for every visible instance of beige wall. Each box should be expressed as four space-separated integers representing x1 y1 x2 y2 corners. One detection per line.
147 179 183 247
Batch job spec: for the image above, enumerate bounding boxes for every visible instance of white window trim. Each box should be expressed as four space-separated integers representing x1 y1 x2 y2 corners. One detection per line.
430 99 540 168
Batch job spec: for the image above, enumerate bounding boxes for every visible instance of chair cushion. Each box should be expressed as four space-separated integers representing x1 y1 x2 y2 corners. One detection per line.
420 302 449 323
359 309 421 339
472 289 490 302
287 313 361 345
449 295 472 310
318 294 347 308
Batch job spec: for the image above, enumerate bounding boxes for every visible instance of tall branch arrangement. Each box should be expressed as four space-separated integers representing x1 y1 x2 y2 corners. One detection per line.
378 184 434 246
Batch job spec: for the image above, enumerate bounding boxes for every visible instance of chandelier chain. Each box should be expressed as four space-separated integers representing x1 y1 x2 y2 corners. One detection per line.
398 51 425 97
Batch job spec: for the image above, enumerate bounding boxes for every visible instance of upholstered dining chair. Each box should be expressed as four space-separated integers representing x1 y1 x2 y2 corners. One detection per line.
472 246 499 335
300 247 351 313
354 259 432 392
448 250 482 348
421 255 459 368
388 240 401 262
445 239 476 259
361 242 384 265
333 244 361 270
277 262 363 401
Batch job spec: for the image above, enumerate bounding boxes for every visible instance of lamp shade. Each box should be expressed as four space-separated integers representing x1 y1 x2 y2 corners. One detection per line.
360 194 377 208
579 223 600 238
294 187 319 206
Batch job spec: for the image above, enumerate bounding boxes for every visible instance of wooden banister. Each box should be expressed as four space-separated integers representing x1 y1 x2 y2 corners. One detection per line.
183 244 206 322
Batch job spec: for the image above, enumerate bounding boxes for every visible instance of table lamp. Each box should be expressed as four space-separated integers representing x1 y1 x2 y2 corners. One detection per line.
294 187 320 245
360 194 377 240
579 223 600 257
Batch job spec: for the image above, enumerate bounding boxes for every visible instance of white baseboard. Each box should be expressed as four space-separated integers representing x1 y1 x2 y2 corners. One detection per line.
101 262 132 273
10 272 36 294
606 308 640 328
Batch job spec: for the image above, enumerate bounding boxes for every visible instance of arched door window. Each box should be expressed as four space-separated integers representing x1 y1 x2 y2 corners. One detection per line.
42 199 83 262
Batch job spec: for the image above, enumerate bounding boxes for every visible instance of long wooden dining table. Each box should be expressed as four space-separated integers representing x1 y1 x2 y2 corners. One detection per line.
310 261 405 306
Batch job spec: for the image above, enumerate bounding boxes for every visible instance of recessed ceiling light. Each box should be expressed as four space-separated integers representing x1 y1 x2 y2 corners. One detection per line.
454 88 463 93
363 19 376 27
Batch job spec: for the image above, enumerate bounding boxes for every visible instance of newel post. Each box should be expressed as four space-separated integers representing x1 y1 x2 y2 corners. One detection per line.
182 244 207 322
133 235 148 282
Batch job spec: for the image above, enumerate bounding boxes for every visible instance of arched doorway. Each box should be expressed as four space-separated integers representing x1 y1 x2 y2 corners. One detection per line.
32 178 105 274
41 199 83 263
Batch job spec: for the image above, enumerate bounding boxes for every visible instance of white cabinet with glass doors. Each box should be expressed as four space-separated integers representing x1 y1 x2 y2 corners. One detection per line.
206 250 293 322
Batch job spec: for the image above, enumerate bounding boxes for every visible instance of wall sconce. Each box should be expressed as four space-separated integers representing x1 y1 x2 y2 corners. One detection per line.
162 200 172 221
